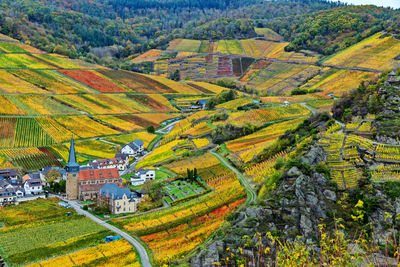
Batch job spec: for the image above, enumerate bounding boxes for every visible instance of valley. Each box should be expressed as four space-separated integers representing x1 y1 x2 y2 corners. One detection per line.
0 0 400 266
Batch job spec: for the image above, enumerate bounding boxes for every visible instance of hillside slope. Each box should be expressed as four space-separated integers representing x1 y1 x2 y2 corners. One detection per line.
0 35 220 171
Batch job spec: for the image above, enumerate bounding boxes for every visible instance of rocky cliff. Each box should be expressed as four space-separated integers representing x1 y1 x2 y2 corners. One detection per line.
191 144 400 266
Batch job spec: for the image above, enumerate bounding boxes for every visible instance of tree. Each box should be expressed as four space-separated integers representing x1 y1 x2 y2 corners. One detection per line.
342 108 352 122
186 168 193 180
169 70 180 81
147 125 155 134
45 169 61 184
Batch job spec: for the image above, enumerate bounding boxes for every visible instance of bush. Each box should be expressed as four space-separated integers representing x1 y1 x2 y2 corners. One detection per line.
316 162 330 178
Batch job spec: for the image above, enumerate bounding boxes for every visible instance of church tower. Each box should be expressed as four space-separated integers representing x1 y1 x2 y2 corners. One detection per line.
65 136 80 200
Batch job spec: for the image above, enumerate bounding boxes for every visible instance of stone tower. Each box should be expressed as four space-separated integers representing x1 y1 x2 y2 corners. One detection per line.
65 136 80 200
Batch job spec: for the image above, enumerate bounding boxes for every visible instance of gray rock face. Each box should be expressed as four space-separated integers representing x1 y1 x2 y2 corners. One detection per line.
395 200 400 215
323 190 336 201
301 145 326 165
287 166 302 177
190 241 222 267
300 215 313 237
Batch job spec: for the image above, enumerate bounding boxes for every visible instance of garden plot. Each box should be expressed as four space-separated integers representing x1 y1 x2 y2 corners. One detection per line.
163 179 205 205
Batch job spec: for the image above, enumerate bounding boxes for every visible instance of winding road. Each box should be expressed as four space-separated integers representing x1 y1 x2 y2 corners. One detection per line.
65 200 152 267
210 151 257 204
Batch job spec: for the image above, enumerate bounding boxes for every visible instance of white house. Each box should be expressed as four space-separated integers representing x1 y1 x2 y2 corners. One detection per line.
130 169 155 186
0 188 16 206
24 178 43 195
0 178 24 200
14 187 24 198
120 140 144 157
135 169 155 181
0 179 14 190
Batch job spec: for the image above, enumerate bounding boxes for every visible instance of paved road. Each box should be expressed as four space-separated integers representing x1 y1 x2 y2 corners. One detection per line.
156 120 180 135
120 152 149 176
301 102 316 115
121 118 183 176
210 151 256 203
65 200 152 267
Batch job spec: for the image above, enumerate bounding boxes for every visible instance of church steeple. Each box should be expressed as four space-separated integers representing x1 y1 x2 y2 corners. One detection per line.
65 136 80 173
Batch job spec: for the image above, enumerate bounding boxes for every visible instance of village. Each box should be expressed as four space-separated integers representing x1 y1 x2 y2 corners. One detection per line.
0 136 160 215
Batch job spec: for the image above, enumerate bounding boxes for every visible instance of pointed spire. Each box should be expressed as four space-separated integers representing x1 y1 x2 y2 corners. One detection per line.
66 135 80 173
68 136 76 164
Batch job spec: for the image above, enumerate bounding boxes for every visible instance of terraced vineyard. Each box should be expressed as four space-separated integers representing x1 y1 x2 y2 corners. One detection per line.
319 120 400 189
131 30 400 97
0 39 224 170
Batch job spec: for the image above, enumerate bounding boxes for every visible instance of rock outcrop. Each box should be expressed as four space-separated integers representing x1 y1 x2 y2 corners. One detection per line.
190 144 400 266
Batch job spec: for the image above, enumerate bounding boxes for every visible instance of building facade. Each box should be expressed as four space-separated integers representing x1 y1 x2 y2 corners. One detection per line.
78 168 122 201
120 139 144 157
90 156 129 171
24 178 43 195
98 183 140 214
0 188 16 206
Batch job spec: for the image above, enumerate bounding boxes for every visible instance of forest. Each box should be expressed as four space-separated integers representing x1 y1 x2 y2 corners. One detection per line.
0 0 399 67
0 0 340 66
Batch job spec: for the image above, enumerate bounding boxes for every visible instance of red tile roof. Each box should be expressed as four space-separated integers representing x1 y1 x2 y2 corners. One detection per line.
79 168 120 181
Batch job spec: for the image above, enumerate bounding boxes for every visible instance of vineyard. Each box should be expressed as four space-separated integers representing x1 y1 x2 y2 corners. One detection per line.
242 63 320 93
164 152 232 180
226 117 305 162
300 68 379 97
0 38 231 171
131 49 163 63
26 239 140 267
0 199 119 266
319 120 400 189
325 32 400 71
112 173 246 264
220 104 311 127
